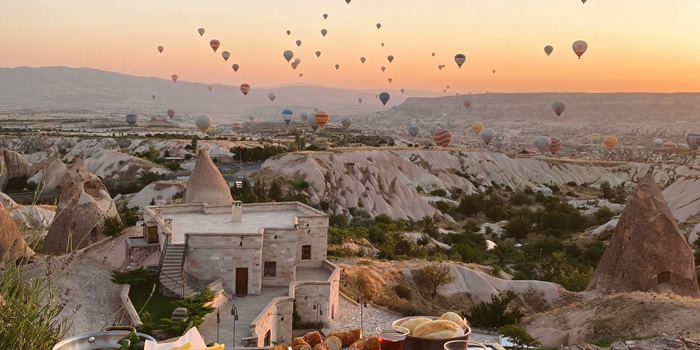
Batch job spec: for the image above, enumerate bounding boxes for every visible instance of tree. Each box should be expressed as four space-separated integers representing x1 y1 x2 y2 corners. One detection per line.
459 194 484 217
504 215 531 240
498 324 539 349
465 290 523 330
415 263 455 300
595 206 615 223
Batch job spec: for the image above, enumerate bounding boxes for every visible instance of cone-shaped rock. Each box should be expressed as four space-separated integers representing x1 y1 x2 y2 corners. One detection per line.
183 148 233 205
43 156 119 255
587 172 700 297
0 150 31 191
1 202 34 261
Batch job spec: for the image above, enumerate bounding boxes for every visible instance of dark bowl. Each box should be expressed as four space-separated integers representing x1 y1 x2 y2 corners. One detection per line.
392 316 471 350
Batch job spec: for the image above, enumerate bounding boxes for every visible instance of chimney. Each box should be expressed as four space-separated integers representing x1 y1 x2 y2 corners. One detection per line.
232 201 243 222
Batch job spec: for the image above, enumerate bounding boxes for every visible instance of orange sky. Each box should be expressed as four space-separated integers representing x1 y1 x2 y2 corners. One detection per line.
2 0 699 93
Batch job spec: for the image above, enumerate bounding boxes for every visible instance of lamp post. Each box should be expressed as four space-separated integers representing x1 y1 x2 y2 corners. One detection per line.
231 303 238 347
216 309 221 343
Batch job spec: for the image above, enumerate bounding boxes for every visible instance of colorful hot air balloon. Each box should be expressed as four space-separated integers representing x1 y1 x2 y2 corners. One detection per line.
125 114 138 126
480 128 495 145
572 40 588 59
379 92 390 106
222 51 230 61
454 54 466 68
268 92 277 102
281 109 294 125
195 115 212 133
688 132 700 150
358 98 363 103
315 111 330 129
591 133 601 142
335 64 340 70
376 23 382 29
198 28 205 36
167 109 175 119
550 137 562 155
248 114 255 122
654 138 664 147
472 122 484 135
400 89 405 94
207 84 214 92
464 100 472 109
323 13 328 19
387 55 394 63
604 136 618 150
321 29 328 37
210 39 220 52
296 40 302 47
433 128 453 147
341 116 352 129
662 142 677 151
232 64 240 72
283 50 294 62
316 51 321 58
552 101 566 116
309 116 319 131
544 45 553 56
157 46 164 53
171 74 178 83
408 126 420 138
300 110 309 123
534 136 552 154
240 84 251 96
360 57 366 64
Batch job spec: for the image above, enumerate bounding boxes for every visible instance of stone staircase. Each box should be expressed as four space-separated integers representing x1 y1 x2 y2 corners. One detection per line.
159 243 196 298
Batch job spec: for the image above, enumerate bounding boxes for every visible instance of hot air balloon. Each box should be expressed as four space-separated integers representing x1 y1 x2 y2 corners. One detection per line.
494 137 504 150
341 116 352 129
210 39 220 52
376 23 382 29
591 133 601 142
550 137 562 155
309 117 319 131
360 57 366 64
526 149 538 155
442 112 448 118
408 126 420 138
358 98 363 103
582 0 587 3
572 40 588 59
464 100 472 109
291 61 300 69
206 124 217 136
281 110 294 125
222 51 230 61
400 89 405 94
662 142 677 151
316 51 322 58
240 84 251 96
534 136 552 154
321 29 328 37
125 114 138 126
207 84 214 92
171 74 178 83
654 138 664 147
446 85 450 90
283 50 294 62
379 92 390 106
314 107 319 113
345 0 351 3
152 94 156 100
335 64 340 70
387 55 394 63
604 136 618 150
552 101 566 117
195 115 213 133
167 109 175 119
232 64 240 72
480 128 495 145
544 45 553 56
688 132 700 150
286 30 291 35
300 111 309 123
472 122 484 135
381 66 386 72
381 43 385 47
438 65 444 71
454 54 466 68
315 111 330 129
198 28 205 36
443 89 447 93
431 52 436 57
492 70 496 74
375 94 379 98
388 78 393 83
268 92 277 102
296 40 302 47
400 124 407 133
299 73 303 78
433 129 453 147
157 46 164 53
323 13 328 19
248 114 255 122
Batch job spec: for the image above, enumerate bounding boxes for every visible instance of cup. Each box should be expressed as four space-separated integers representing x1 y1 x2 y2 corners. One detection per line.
443 340 470 350
376 325 409 350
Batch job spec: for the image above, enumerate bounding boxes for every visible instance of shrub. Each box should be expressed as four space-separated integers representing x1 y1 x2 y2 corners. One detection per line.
503 216 531 240
413 263 455 300
465 290 523 330
486 205 509 222
595 206 615 223
111 268 151 285
509 191 532 206
329 214 348 228
103 215 125 237
375 214 392 225
393 284 413 300
430 189 447 197
498 324 539 348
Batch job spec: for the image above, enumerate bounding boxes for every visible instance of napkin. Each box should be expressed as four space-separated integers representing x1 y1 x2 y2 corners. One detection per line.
145 327 208 350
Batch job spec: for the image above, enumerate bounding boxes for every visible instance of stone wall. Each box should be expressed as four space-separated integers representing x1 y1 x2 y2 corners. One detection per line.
125 239 159 271
291 261 341 324
250 296 294 347
261 228 298 287
120 285 143 328
295 215 329 269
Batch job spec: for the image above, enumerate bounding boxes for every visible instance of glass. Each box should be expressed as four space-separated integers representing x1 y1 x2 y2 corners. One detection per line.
376 325 409 350
444 340 470 350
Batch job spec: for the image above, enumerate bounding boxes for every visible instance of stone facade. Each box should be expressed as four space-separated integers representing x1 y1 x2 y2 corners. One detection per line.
251 297 294 347
125 238 159 271
291 261 341 324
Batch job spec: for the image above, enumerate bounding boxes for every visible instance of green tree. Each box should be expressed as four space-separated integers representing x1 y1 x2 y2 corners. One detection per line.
415 263 456 300
465 290 523 330
596 206 615 223
459 194 484 217
504 215 531 240
498 324 539 349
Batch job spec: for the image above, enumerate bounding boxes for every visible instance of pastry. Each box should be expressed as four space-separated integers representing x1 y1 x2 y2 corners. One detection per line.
270 345 288 350
312 343 328 350
327 328 362 347
292 337 309 347
324 335 343 350
293 345 312 350
439 312 465 328
303 331 322 347
348 336 380 350
396 317 431 335
412 320 460 339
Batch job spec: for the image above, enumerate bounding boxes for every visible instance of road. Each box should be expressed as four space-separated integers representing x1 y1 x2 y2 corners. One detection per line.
7 189 62 201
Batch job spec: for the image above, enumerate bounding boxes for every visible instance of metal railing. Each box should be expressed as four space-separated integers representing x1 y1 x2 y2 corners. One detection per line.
159 271 184 298
183 271 200 292
158 236 169 273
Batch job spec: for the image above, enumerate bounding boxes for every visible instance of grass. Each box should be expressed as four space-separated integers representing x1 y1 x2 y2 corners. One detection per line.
221 169 239 175
128 275 178 321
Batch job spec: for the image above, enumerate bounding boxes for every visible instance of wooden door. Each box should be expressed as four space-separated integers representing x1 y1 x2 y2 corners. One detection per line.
235 268 248 296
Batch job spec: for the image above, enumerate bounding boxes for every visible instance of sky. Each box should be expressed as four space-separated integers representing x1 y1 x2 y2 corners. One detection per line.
2 0 699 93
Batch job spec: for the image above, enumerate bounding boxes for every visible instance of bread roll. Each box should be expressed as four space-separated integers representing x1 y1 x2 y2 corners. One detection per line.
412 320 460 339
348 336 380 350
397 317 431 335
440 312 465 328
324 335 343 350
313 343 329 350
293 345 312 350
292 337 310 347
270 345 288 350
327 328 362 347
303 331 322 347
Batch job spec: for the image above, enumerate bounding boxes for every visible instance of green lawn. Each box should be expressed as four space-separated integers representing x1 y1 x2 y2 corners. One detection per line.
128 275 179 321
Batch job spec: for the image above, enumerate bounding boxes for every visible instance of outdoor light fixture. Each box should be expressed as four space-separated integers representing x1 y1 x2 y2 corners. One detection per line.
274 234 278 239
240 236 244 246
307 229 311 234
268 312 285 321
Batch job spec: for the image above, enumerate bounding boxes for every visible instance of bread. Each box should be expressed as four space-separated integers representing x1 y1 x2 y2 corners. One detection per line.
440 312 465 328
327 328 362 347
292 337 309 347
303 331 322 347
270 345 288 350
397 317 431 335
348 336 380 350
324 335 343 350
313 343 329 350
293 345 312 350
412 319 460 339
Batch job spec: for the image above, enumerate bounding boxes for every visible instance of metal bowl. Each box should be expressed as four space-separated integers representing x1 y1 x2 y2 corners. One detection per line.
52 327 156 350
392 316 471 350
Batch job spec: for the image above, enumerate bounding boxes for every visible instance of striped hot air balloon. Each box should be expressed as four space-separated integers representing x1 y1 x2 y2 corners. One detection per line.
687 132 700 150
125 114 138 126
408 126 420 138
549 137 562 155
661 141 677 151
591 133 601 142
433 128 453 147
240 84 251 96
281 110 294 125
315 111 330 129
604 136 618 150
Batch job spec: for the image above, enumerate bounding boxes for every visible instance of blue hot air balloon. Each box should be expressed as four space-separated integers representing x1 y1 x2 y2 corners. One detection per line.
125 114 138 126
408 125 420 138
281 109 294 125
379 92 390 106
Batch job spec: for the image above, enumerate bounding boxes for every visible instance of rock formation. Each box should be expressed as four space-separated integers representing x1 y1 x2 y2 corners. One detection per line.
587 171 700 297
182 148 232 205
0 202 34 261
28 157 67 190
0 149 31 191
43 156 119 255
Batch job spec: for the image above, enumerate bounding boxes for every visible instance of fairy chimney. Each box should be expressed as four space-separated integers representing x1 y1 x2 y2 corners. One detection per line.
587 172 700 297
0 202 35 261
183 147 233 205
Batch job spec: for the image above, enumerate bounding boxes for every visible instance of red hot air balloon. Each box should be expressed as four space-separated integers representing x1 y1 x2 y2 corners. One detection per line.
210 39 220 52
572 40 588 59
232 64 239 72
315 111 330 129
167 109 175 119
549 138 562 155
433 128 453 147
240 84 251 96
464 100 472 109
171 74 178 83
157 46 164 53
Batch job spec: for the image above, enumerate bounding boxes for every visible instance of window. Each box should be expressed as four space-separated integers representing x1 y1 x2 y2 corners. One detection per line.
302 245 311 260
264 262 276 277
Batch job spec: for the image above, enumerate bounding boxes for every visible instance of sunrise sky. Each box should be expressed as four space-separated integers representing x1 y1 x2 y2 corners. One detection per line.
2 0 699 93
